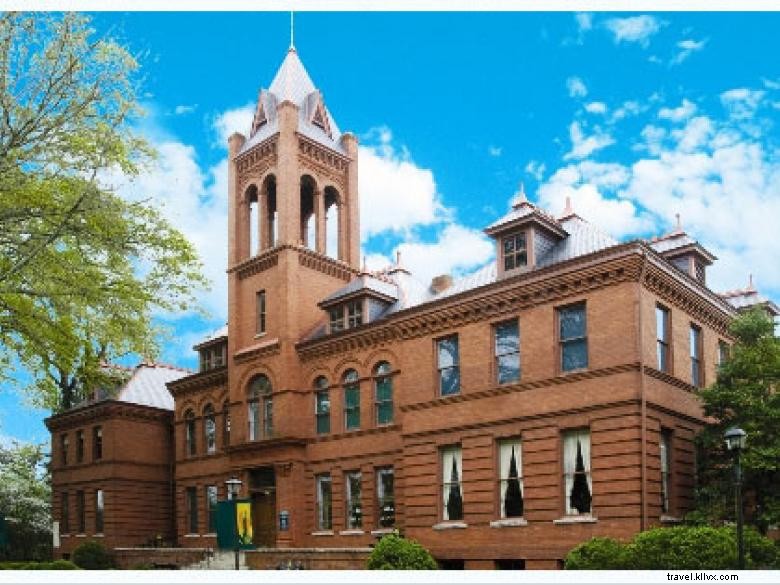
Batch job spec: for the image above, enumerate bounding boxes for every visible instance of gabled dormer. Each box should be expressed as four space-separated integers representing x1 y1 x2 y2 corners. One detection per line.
484 184 568 278
193 325 227 372
647 216 716 286
318 268 398 334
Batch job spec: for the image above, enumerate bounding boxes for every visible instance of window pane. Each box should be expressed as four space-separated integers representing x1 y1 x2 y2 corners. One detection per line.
562 339 588 371
377 402 393 425
346 408 360 429
560 305 586 339
377 468 395 527
497 353 520 384
438 336 459 368
316 391 330 413
376 378 391 401
656 307 667 340
440 367 460 396
495 321 519 354
345 386 359 408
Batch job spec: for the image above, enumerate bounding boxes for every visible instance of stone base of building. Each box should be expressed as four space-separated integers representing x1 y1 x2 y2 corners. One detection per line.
245 547 372 570
113 547 212 569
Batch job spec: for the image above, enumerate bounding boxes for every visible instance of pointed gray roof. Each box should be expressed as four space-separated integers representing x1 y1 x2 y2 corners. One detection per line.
239 48 345 155
117 363 189 411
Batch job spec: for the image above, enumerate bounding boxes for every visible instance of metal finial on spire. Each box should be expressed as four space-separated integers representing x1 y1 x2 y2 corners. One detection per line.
748 273 755 290
512 181 529 209
290 11 295 50
563 196 574 217
675 213 682 231
396 250 402 266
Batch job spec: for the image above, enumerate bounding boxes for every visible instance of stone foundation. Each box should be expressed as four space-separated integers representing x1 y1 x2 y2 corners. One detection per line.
245 547 371 570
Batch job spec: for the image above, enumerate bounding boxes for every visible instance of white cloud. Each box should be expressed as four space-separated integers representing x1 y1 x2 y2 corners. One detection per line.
488 145 503 157
658 99 697 122
566 76 588 98
585 101 607 115
605 15 662 48
174 104 198 115
395 224 494 285
358 128 446 238
525 160 546 181
212 102 254 146
720 88 766 119
611 100 643 122
575 12 593 34
564 121 614 160
671 38 707 65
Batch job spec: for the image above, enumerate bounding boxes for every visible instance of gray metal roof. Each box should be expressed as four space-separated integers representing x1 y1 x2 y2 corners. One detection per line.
647 232 695 254
239 49 345 155
116 364 189 411
537 216 619 267
320 274 398 305
720 288 780 315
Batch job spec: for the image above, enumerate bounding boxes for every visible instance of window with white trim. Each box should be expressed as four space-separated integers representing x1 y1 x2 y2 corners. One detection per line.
345 471 362 529
316 474 332 530
563 430 592 515
498 439 524 518
441 445 463 521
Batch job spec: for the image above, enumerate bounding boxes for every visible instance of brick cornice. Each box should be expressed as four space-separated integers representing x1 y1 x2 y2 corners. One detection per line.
233 338 281 364
167 367 228 396
400 363 641 414
45 400 171 432
296 247 644 361
229 246 282 279
297 246 358 281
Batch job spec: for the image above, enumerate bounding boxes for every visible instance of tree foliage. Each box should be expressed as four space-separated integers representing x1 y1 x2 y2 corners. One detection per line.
694 308 780 531
565 526 777 570
0 13 207 411
366 534 438 570
0 442 51 561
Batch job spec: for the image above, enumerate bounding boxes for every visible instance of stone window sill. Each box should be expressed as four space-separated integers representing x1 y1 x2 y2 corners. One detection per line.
203 532 217 537
93 533 104 538
370 528 396 535
338 529 365 536
75 534 86 538
489 517 528 528
432 521 468 530
183 534 201 538
553 515 598 525
311 530 334 536
660 515 682 524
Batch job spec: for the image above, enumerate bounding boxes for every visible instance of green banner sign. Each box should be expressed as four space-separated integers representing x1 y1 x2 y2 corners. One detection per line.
216 500 255 550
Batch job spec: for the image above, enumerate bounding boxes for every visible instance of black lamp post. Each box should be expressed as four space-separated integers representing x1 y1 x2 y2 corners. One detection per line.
225 476 243 571
724 427 747 570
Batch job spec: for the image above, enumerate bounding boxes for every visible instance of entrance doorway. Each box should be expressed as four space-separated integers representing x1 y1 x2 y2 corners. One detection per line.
249 467 276 547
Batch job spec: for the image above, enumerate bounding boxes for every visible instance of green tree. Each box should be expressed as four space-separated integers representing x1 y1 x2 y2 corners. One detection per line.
695 308 780 532
366 534 438 570
0 442 51 561
0 13 207 411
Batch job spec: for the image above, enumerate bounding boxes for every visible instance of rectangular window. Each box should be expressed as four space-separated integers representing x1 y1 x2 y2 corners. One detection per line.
660 431 672 514
495 320 520 384
316 474 332 530
346 300 363 328
563 430 592 515
656 305 670 372
95 489 104 533
376 468 395 528
329 307 344 333
61 492 70 534
374 368 393 425
718 340 730 367
498 439 524 518
200 349 211 372
690 324 703 387
211 345 225 368
248 400 260 441
437 335 460 396
503 232 527 271
257 290 266 334
76 430 84 463
186 487 198 534
76 490 85 533
315 390 330 434
206 485 218 533
93 426 103 461
441 445 463 521
61 434 69 466
345 471 362 529
344 382 360 431
559 303 588 372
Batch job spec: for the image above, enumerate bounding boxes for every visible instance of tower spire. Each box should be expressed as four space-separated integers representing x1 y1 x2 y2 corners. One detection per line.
290 11 295 51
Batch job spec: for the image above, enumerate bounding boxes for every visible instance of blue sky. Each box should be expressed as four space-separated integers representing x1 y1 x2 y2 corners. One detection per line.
2 11 779 446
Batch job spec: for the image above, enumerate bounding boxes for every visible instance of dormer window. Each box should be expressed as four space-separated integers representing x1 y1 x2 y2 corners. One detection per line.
328 300 365 333
199 343 226 372
329 307 344 333
346 300 363 328
503 232 528 271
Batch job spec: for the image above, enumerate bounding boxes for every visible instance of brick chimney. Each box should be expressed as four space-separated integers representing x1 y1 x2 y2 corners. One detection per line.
430 274 453 294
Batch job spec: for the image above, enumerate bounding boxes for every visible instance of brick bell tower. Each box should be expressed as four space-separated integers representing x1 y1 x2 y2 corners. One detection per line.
225 46 360 445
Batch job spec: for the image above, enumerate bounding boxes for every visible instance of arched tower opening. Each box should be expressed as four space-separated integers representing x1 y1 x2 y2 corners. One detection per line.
300 174 317 250
324 186 341 260
245 184 259 255
262 174 278 249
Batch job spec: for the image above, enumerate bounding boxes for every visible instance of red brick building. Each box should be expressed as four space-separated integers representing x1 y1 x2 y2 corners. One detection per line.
46 47 777 569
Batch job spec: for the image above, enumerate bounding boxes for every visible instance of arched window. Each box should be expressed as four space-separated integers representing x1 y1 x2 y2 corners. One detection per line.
222 400 231 448
184 409 196 456
314 376 330 434
248 375 273 440
324 187 340 259
343 369 360 431
203 404 216 454
374 362 393 425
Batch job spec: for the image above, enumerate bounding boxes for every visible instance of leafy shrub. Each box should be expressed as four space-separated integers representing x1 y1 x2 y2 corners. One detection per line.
72 540 114 570
49 559 79 570
565 526 777 570
367 534 438 570
564 537 630 570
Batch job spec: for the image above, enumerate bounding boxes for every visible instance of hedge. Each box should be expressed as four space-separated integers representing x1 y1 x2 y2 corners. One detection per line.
0 560 78 570
367 534 438 570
